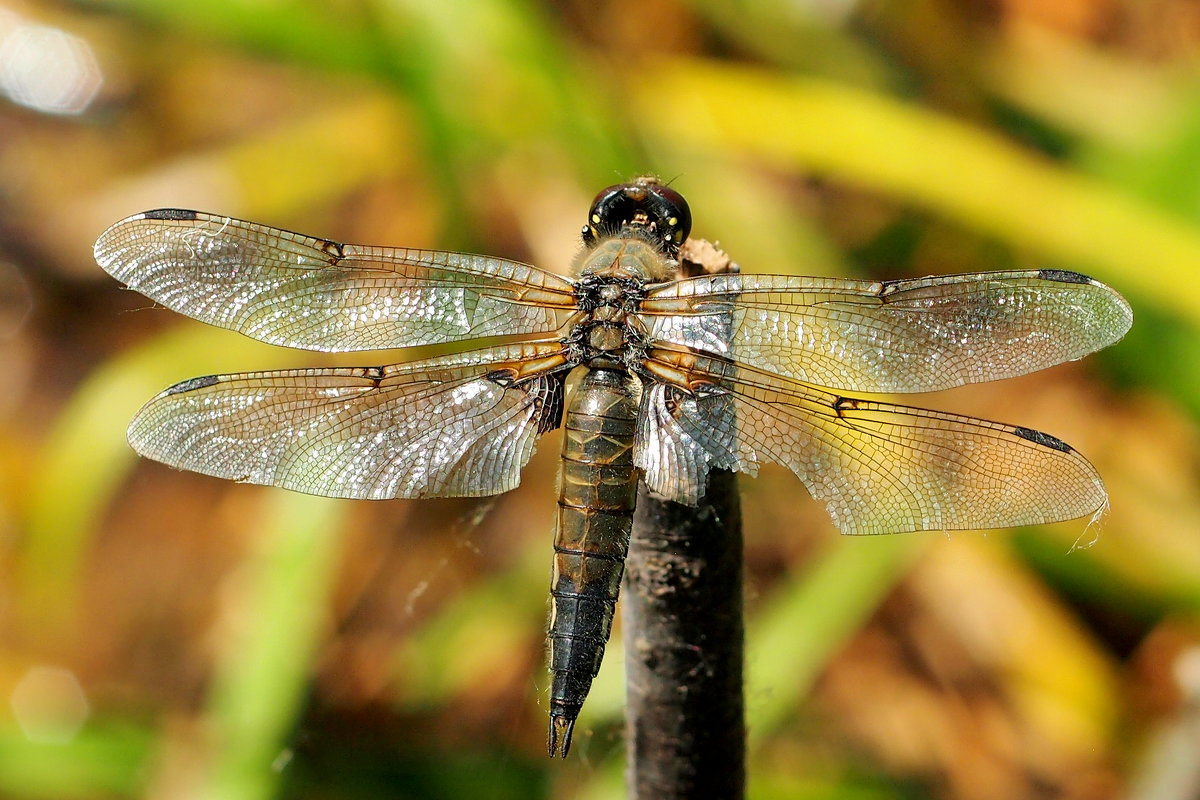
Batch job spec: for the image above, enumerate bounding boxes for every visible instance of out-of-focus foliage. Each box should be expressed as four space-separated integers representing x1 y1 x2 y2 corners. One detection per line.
0 0 1197 798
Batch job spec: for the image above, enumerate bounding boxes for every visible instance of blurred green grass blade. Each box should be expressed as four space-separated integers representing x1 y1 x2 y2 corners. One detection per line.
22 324 309 635
365 0 627 242
203 492 344 800
221 98 412 220
575 756 917 800
1018 515 1200 619
632 57 1200 323
580 533 924 771
0 719 152 798
577 762 625 800
1104 307 1200 418
94 0 633 238
746 534 927 744
685 0 898 88
90 0 387 74
648 153 848 277
748 773 918 800
98 0 619 155
1083 86 1200 218
393 536 546 709
370 0 629 160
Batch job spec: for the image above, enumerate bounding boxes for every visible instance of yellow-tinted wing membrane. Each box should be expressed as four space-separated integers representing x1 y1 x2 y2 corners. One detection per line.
127 343 568 499
95 210 579 352
640 270 1132 393
636 349 1105 534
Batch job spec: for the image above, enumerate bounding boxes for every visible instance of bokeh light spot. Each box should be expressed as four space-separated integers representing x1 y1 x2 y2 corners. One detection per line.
0 9 102 115
10 666 90 744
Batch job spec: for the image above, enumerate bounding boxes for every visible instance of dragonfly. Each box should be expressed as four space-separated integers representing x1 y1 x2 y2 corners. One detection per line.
94 177 1132 757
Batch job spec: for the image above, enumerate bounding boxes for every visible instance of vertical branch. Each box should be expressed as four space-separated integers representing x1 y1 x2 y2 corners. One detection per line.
624 472 745 798
624 238 745 798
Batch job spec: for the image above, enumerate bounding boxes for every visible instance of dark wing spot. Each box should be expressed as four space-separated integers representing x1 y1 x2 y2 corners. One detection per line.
142 209 200 221
485 369 517 388
833 395 860 415
166 374 220 395
1012 425 1073 453
318 238 345 259
1038 269 1092 285
876 280 900 302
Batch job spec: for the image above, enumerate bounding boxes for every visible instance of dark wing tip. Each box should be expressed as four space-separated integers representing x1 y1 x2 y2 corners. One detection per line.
141 208 200 221
1038 268 1093 285
1012 425 1073 453
1038 269 1134 345
165 374 220 395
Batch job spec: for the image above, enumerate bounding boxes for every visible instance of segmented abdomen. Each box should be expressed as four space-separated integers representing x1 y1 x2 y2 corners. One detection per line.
547 367 640 757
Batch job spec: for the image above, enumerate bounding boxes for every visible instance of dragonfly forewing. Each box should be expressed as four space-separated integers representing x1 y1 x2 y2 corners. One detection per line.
640 269 1132 393
95 210 579 352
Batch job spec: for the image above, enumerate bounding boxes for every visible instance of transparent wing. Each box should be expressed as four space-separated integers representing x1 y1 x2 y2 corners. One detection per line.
128 343 570 499
636 381 747 506
636 348 1106 534
639 270 1132 393
95 210 580 352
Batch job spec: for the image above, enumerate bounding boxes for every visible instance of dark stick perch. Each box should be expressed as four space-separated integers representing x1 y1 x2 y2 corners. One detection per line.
623 237 745 798
624 471 745 799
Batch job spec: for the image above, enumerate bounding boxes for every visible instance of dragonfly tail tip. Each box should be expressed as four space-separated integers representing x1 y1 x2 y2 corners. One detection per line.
548 715 576 758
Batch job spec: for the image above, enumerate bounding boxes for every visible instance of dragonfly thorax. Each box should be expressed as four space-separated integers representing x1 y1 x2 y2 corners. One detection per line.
586 307 631 351
567 271 652 367
564 312 649 369
575 235 678 283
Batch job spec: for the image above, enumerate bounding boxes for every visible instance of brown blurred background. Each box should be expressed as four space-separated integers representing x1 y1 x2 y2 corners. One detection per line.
1 1 1199 798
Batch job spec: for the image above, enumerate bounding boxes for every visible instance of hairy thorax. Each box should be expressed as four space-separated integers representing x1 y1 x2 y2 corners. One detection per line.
568 236 676 368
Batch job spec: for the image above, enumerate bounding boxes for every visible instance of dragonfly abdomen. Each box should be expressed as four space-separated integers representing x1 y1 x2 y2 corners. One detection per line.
547 367 641 757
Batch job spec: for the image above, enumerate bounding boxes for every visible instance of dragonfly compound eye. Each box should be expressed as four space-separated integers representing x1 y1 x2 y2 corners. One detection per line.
583 184 638 244
582 179 692 251
643 182 692 247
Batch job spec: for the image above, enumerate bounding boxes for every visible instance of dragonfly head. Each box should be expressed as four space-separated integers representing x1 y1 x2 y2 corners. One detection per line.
581 176 692 255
